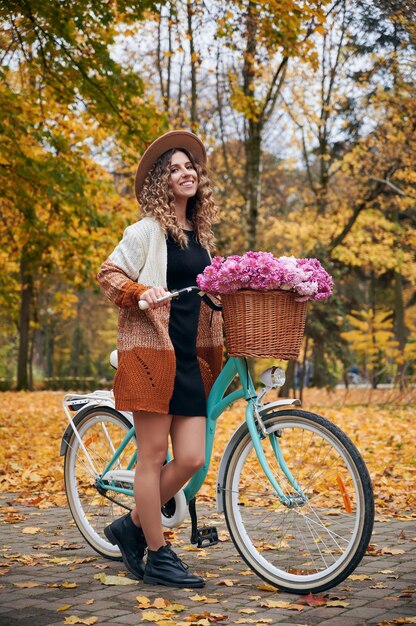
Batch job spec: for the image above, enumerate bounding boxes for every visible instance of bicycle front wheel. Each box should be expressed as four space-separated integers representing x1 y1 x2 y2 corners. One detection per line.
223 409 374 593
64 407 136 559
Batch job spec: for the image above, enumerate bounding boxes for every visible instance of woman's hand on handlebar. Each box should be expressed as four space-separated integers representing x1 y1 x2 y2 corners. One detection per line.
139 287 170 310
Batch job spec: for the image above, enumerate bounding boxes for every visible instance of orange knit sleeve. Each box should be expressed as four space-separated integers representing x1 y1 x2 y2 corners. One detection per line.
97 260 149 309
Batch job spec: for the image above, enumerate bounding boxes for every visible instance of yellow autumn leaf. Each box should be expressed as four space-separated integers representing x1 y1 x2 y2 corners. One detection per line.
381 548 405 555
13 581 41 588
349 574 372 581
257 583 277 592
141 611 168 621
239 608 256 614
189 595 219 603
260 600 304 610
21 527 42 534
93 573 138 585
217 579 235 586
57 605 71 611
62 582 77 588
326 600 350 607
233 617 273 624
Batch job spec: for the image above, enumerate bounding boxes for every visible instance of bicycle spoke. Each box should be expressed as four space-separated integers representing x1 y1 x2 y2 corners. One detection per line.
223 411 373 592
64 409 136 559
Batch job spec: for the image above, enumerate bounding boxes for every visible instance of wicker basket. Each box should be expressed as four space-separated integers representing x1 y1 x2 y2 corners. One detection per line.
221 289 307 360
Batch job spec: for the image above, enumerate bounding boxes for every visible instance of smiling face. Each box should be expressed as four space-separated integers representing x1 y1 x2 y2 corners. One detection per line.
169 150 198 201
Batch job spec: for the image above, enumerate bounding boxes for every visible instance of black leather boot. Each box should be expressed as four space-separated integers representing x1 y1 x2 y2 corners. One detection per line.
143 544 204 588
104 513 146 580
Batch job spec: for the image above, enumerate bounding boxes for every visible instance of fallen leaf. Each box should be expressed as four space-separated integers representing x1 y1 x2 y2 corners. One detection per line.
13 581 41 588
349 574 372 581
217 579 236 586
260 599 304 610
141 611 176 623
233 617 272 624
189 595 219 603
239 608 256 614
62 582 77 589
21 527 42 534
381 547 405 555
257 583 277 592
297 593 327 607
57 605 71 611
370 583 387 589
183 612 227 623
85 599 94 605
93 573 138 585
326 600 349 607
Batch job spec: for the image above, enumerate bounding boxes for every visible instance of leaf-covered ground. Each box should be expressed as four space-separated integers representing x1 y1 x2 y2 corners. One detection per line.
0 389 414 518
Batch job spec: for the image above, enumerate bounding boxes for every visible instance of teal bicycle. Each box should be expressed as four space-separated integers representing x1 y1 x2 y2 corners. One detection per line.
60 287 374 594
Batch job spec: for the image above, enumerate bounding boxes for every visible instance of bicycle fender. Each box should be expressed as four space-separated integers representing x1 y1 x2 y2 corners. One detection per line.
59 405 133 456
216 420 249 513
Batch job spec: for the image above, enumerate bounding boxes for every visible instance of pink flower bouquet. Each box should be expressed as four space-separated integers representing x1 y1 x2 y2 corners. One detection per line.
197 251 333 302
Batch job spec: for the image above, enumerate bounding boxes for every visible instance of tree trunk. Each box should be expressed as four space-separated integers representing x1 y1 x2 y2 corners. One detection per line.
44 320 55 378
17 251 33 390
393 269 408 389
244 124 262 250
279 360 296 398
243 1 262 250
187 0 197 129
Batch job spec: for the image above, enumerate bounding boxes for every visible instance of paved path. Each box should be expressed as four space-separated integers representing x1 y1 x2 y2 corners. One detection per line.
0 495 415 626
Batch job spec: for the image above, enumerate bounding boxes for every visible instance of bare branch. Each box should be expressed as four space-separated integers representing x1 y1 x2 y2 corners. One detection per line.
261 57 288 123
369 177 416 200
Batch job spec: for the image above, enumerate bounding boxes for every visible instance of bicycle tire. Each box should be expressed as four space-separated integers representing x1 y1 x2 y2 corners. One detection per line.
223 409 374 594
64 406 136 560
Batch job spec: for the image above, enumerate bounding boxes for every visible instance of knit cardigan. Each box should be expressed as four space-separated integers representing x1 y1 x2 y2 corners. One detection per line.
97 217 223 413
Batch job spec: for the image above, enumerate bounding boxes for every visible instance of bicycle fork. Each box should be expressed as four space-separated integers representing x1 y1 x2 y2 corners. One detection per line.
246 401 308 508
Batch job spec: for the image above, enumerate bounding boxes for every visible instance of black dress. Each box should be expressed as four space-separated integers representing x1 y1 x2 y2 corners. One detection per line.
167 230 211 416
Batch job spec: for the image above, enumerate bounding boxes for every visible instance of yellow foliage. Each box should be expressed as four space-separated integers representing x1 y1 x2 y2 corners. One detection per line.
341 308 399 365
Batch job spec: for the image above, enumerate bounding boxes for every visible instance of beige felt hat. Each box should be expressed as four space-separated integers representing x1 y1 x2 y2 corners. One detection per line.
134 130 207 200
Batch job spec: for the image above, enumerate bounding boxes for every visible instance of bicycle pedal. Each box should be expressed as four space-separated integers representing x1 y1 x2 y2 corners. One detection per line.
193 526 219 548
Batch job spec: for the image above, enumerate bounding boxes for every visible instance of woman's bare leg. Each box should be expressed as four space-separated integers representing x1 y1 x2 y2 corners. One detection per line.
131 414 205 539
159 415 206 503
131 411 172 551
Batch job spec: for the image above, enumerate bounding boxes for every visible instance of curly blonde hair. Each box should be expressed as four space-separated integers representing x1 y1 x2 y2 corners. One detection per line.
137 148 219 250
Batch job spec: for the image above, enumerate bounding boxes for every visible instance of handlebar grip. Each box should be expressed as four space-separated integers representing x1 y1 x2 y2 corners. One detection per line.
138 291 173 310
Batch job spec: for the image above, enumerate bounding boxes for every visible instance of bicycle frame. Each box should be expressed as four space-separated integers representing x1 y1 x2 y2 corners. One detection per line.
62 356 303 510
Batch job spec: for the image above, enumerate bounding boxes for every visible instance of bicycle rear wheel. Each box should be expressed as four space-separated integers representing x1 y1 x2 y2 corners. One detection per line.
64 407 136 559
223 409 374 593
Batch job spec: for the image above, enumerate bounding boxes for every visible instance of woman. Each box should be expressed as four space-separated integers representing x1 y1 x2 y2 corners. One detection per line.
97 130 223 588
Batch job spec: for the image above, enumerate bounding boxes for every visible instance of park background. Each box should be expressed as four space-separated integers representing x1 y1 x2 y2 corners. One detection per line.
0 0 415 505
0 4 415 624
1 0 415 394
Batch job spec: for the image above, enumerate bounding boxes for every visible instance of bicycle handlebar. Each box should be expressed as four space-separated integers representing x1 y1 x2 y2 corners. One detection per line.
138 286 222 311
